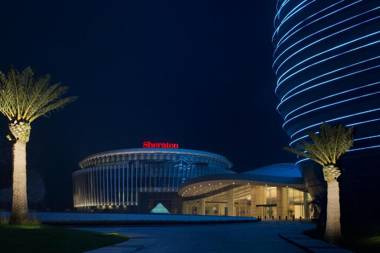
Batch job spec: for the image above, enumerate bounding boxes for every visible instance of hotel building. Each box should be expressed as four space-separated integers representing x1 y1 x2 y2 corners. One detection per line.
73 145 311 219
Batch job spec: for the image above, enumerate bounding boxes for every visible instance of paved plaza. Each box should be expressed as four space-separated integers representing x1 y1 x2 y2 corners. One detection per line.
83 221 315 253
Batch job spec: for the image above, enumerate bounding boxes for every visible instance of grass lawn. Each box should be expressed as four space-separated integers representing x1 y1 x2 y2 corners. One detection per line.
304 228 380 253
340 234 380 253
0 224 128 253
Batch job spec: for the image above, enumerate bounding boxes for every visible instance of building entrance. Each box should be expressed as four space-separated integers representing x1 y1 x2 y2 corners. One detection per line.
182 183 310 220
256 205 277 219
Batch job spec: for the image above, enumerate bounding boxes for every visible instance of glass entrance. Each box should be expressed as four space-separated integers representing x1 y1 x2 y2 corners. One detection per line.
257 205 277 219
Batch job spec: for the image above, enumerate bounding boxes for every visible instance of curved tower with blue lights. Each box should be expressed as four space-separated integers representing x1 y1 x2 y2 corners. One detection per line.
273 0 380 232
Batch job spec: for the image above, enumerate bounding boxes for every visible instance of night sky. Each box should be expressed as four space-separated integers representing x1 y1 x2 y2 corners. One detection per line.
0 0 294 210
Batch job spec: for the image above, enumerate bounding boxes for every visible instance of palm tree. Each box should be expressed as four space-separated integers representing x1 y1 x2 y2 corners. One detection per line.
0 67 76 224
285 123 353 242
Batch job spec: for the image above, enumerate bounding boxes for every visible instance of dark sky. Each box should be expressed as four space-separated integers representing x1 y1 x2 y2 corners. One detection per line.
0 0 294 209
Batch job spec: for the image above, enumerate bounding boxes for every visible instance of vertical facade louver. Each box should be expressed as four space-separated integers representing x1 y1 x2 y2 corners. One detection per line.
273 0 380 232
273 0 380 161
72 149 233 210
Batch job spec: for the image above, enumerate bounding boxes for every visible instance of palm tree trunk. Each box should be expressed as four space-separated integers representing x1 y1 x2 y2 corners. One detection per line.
325 178 341 242
10 140 28 223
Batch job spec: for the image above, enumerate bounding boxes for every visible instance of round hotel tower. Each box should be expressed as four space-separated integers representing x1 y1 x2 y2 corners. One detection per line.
73 148 233 213
273 0 380 232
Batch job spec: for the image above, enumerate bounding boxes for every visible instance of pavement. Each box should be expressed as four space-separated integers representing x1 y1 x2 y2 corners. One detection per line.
82 221 318 253
279 233 352 253
0 211 257 225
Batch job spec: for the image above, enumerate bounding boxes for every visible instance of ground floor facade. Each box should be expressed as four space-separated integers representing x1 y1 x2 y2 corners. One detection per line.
182 184 310 220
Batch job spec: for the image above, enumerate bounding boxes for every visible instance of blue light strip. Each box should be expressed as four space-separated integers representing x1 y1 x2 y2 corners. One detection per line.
349 144 380 152
289 117 380 146
276 32 380 90
277 61 380 110
273 0 318 41
274 0 290 20
273 6 378 68
274 1 361 55
274 0 290 24
290 107 380 139
274 0 364 58
282 90 380 128
277 53 380 102
295 144 380 165
274 0 309 33
283 81 380 121
274 0 351 53
274 0 380 167
355 134 380 141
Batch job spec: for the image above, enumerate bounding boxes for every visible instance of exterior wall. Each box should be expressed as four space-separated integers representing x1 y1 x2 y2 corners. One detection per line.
72 149 232 212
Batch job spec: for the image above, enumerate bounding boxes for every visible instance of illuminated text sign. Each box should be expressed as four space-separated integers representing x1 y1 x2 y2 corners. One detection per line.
143 141 179 149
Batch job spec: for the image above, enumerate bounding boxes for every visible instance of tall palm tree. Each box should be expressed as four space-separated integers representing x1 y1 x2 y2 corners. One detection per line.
285 123 353 242
0 67 76 224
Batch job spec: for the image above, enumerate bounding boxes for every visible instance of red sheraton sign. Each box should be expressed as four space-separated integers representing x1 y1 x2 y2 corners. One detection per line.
143 141 179 149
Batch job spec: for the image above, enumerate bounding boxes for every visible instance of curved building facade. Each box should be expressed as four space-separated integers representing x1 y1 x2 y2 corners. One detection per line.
73 148 233 213
273 0 380 231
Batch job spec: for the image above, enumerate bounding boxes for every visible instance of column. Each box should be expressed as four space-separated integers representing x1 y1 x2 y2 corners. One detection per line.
256 185 266 218
184 201 192 215
226 189 235 216
303 192 310 219
250 185 257 217
182 201 187 214
277 187 288 220
218 204 224 216
199 199 206 215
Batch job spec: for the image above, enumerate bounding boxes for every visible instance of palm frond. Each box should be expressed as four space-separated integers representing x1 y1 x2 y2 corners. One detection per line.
284 123 353 166
0 67 76 123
